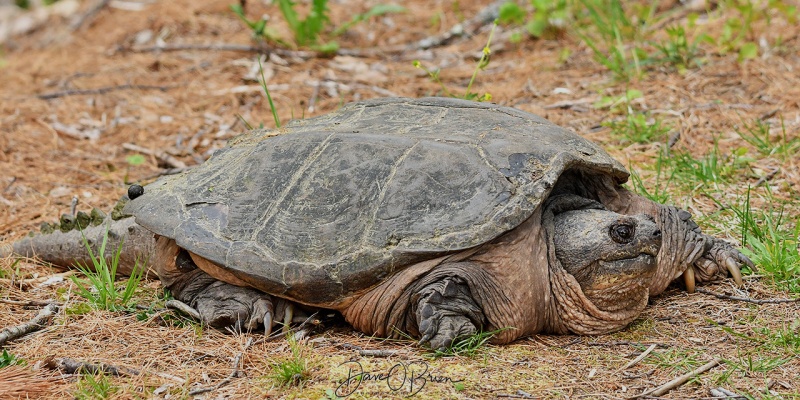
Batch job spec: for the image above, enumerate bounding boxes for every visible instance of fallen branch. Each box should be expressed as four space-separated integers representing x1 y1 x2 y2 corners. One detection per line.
0 303 59 347
42 356 186 383
696 288 800 304
189 337 253 395
122 143 187 169
37 84 176 100
635 358 721 398
45 356 129 376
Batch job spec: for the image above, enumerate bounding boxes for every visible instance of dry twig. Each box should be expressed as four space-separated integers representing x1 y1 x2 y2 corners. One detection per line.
0 271 76 290
37 84 175 100
189 337 253 395
696 288 799 304
754 167 780 187
621 344 657 370
69 0 111 31
122 143 187 169
635 358 721 398
0 303 59 347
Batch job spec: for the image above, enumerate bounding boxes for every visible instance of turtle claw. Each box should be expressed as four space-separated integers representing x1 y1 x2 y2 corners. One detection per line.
691 238 751 289
725 257 743 288
683 265 696 293
264 311 273 337
282 303 294 334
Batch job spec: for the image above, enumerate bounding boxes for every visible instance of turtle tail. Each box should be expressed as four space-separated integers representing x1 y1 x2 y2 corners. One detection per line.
2 214 156 278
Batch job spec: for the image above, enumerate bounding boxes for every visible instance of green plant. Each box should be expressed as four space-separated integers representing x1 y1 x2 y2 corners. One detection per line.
628 154 674 204
413 22 496 101
499 0 572 41
605 111 670 143
428 328 507 358
0 350 26 368
735 116 800 159
666 143 752 192
575 0 655 81
732 191 800 293
232 1 403 52
73 373 118 400
69 231 145 311
258 59 281 128
652 24 712 73
270 335 310 387
0 258 21 280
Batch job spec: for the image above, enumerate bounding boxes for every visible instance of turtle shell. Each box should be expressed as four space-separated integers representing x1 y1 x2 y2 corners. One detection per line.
124 97 628 305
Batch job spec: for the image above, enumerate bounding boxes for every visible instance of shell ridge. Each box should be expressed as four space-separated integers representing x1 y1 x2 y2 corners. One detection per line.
359 139 421 250
250 132 337 241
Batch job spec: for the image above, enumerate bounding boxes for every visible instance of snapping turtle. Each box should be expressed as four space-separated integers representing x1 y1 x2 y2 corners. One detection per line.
4 97 751 349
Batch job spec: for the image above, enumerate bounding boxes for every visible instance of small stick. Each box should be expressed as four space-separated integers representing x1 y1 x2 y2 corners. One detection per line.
37 84 175 100
0 303 59 347
0 271 77 290
3 177 15 193
357 349 398 357
621 344 657 370
637 358 721 397
696 288 799 304
70 0 111 31
140 166 193 181
0 299 61 307
754 167 780 187
188 337 253 395
122 143 187 169
70 196 79 216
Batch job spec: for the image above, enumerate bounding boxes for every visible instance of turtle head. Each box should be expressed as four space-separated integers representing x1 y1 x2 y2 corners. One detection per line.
552 208 661 308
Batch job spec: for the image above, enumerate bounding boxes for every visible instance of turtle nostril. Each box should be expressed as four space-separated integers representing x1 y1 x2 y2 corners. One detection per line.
653 229 661 237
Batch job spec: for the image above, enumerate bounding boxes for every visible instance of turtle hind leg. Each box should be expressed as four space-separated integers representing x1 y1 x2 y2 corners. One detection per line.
414 275 485 351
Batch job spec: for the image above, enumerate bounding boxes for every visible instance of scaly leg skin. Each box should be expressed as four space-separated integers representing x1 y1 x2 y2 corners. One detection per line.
673 209 754 292
168 268 281 335
414 275 485 352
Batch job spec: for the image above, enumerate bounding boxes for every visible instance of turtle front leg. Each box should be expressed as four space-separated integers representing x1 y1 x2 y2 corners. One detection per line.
168 268 282 334
652 204 752 294
413 275 485 351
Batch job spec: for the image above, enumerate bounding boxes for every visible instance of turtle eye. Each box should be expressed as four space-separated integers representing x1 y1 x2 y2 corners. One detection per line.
610 223 635 244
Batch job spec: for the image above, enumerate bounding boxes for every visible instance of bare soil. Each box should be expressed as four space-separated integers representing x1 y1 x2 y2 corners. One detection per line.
1 0 798 398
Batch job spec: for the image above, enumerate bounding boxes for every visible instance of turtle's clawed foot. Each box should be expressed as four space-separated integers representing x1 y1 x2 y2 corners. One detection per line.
414 276 484 352
189 280 277 333
689 238 754 291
